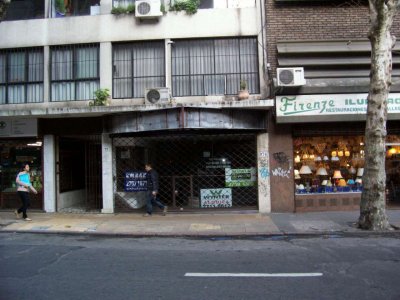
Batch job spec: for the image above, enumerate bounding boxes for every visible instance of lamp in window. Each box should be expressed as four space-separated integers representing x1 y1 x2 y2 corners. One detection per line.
388 147 397 156
316 167 328 176
294 155 301 163
349 166 356 174
331 150 337 157
299 165 312 175
338 150 344 157
345 150 351 157
332 170 343 179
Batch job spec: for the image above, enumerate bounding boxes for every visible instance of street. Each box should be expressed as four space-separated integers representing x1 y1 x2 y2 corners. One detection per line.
0 233 399 300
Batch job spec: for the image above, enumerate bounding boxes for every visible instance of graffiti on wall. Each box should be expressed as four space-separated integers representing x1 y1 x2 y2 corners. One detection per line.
270 151 292 179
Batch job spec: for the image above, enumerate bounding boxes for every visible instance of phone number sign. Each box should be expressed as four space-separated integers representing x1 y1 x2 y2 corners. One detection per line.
124 171 147 192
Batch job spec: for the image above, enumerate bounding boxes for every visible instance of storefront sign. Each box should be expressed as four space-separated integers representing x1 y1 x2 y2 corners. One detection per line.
124 171 147 192
0 118 38 137
200 188 232 208
276 93 400 122
225 168 257 187
205 158 231 169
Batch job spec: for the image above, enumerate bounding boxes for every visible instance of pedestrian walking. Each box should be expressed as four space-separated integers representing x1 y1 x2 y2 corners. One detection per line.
14 163 37 221
144 163 167 217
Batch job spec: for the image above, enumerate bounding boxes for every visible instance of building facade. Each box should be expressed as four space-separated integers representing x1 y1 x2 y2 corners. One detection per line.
266 0 400 212
0 0 273 214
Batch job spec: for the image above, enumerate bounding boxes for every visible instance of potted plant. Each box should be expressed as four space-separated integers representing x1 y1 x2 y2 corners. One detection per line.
55 0 66 17
89 88 110 106
238 80 249 100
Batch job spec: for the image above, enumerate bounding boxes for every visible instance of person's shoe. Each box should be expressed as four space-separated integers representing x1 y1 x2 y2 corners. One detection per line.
163 206 168 216
14 210 21 219
143 213 151 217
23 218 32 221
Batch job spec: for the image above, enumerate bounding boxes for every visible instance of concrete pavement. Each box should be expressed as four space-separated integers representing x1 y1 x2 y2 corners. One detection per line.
0 210 399 237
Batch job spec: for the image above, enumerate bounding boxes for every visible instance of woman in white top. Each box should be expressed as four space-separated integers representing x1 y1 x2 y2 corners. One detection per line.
15 164 37 221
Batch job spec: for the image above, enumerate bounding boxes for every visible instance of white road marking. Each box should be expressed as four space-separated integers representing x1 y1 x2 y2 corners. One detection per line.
185 273 323 277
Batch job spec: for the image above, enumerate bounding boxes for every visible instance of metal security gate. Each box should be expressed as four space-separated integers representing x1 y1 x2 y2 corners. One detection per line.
114 133 258 212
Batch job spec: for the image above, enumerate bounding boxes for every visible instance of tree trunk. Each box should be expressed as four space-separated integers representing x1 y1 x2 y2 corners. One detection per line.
358 0 398 230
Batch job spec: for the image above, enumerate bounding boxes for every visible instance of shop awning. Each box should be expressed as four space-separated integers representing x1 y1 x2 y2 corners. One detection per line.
105 107 267 134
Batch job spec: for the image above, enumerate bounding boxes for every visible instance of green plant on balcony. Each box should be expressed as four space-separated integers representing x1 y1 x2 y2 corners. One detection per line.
90 88 110 106
111 4 135 15
55 0 66 15
170 0 200 15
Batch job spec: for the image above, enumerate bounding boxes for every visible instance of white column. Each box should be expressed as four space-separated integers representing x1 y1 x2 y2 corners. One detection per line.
101 133 114 213
257 132 271 213
165 39 172 89
100 42 113 94
43 46 50 103
43 135 56 212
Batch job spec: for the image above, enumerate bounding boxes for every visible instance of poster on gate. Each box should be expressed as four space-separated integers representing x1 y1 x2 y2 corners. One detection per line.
225 167 257 187
200 188 232 208
124 171 148 192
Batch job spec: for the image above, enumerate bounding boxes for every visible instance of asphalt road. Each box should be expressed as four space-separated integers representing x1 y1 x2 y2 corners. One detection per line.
0 233 399 300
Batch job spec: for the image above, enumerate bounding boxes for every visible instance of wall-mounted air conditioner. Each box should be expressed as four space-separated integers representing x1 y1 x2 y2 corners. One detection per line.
135 0 163 18
277 67 306 86
144 87 170 105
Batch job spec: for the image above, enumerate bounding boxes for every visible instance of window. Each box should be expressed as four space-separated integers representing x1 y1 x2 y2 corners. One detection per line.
52 0 101 17
50 44 99 102
3 0 45 21
113 41 165 99
172 37 259 97
113 0 135 8
0 48 44 104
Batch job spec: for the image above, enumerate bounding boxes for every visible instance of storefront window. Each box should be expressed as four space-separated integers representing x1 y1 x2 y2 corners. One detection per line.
293 136 365 194
0 139 43 209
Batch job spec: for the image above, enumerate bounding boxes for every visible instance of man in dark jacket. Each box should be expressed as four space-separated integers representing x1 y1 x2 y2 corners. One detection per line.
144 163 168 216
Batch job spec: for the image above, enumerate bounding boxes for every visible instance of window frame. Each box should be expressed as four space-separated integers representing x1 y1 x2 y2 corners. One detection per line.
171 37 260 97
50 43 100 102
112 41 166 99
0 47 44 105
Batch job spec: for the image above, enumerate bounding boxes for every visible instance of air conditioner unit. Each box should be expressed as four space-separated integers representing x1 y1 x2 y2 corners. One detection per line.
135 0 163 18
277 67 306 86
145 87 170 105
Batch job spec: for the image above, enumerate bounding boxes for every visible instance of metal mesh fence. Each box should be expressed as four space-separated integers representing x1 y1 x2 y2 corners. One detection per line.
113 133 258 212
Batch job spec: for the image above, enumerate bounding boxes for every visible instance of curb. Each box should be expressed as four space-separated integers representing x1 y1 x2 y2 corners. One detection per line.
1 228 400 239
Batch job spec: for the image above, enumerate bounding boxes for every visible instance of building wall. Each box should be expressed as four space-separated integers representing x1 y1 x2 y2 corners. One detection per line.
266 0 400 75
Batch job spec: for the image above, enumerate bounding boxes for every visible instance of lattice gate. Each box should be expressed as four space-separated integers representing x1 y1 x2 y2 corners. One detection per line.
113 133 258 212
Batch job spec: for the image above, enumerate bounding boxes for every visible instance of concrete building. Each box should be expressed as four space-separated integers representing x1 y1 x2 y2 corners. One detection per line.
0 0 273 214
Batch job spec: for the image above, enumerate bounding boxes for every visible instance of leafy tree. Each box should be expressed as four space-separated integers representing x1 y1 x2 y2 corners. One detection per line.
358 0 399 230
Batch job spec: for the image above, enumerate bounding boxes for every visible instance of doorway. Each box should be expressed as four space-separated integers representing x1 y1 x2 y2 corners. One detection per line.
57 136 102 212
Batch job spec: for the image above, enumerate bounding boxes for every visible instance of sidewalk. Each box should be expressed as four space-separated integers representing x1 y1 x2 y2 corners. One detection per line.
0 210 399 237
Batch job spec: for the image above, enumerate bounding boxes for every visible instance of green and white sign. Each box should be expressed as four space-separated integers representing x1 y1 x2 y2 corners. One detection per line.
225 168 257 187
276 93 400 123
200 188 232 208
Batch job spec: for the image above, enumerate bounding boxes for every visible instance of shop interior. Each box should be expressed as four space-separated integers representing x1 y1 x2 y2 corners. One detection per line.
293 135 400 206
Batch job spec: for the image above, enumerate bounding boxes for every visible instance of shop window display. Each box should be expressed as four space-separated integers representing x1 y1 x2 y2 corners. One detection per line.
293 136 365 194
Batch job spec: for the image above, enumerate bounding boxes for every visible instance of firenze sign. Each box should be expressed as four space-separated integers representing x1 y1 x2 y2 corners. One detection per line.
276 93 400 122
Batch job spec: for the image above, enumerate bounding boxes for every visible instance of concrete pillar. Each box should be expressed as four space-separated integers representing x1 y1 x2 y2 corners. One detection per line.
101 133 114 213
43 46 50 103
43 135 56 212
257 132 271 213
165 39 172 89
100 42 113 95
